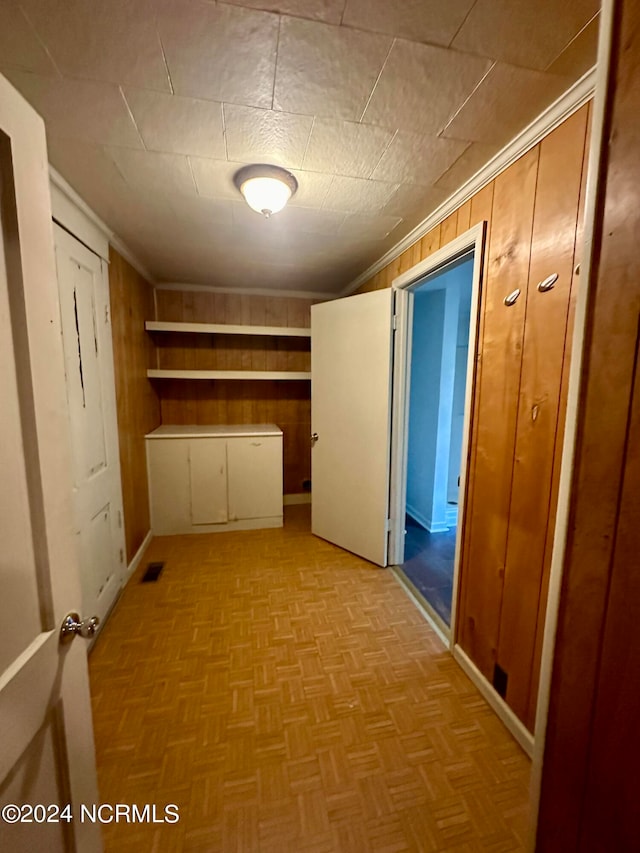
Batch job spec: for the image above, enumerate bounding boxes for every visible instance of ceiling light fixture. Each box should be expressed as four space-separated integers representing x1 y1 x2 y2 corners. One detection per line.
234 164 298 218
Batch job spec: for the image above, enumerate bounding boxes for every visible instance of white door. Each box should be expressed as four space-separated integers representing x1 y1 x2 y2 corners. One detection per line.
0 74 101 851
311 289 394 566
54 225 125 629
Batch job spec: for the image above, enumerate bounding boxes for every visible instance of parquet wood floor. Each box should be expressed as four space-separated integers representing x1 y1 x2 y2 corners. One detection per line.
89 507 530 852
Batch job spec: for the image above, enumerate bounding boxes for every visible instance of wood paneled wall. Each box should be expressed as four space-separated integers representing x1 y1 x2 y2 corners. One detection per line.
108 248 160 563
538 2 640 848
356 104 591 731
153 290 314 496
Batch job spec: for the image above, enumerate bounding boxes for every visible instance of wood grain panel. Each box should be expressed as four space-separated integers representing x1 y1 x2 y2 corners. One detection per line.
458 147 539 681
496 107 589 727
527 101 592 727
537 4 640 845
108 248 161 563
153 291 313 496
440 211 458 247
455 182 495 642
326 108 591 729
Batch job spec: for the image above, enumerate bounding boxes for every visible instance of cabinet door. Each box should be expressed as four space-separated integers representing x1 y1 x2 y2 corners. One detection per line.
190 438 228 524
227 437 282 520
147 438 191 534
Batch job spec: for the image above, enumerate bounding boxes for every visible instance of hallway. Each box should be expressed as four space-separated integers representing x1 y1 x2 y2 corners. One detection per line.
89 507 530 852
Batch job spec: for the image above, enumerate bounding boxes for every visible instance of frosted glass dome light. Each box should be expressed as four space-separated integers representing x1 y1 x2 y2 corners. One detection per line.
234 165 298 218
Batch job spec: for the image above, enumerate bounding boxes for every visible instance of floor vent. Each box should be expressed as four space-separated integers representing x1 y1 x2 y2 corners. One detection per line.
141 561 164 583
492 663 508 699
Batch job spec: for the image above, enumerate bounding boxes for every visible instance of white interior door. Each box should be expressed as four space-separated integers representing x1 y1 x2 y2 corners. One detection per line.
0 73 101 851
54 225 125 628
311 289 394 566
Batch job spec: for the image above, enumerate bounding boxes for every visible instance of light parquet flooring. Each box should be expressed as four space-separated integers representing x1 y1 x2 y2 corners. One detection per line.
89 507 530 852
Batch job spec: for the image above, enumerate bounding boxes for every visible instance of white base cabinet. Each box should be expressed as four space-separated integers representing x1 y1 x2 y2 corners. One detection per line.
146 424 283 535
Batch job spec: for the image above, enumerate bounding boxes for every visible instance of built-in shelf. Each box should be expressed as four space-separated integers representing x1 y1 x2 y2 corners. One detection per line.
147 369 311 381
145 321 311 338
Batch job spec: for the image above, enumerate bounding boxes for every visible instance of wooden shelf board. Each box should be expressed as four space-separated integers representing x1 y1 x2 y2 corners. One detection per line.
147 369 311 381
145 321 311 338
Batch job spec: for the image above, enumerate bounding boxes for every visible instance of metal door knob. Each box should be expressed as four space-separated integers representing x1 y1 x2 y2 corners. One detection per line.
60 612 100 644
311 432 319 444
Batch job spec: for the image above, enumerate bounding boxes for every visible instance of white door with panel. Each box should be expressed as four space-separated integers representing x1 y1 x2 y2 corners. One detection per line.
0 73 101 852
311 290 394 566
54 224 125 629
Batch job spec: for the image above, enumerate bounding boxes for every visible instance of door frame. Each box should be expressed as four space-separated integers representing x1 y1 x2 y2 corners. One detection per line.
388 223 486 644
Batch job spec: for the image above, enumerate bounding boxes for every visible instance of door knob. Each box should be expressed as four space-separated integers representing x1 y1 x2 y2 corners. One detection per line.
311 432 319 444
60 612 100 644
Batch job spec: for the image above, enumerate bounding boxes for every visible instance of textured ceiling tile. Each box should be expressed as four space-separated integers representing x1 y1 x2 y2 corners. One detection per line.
0 3 58 74
274 17 392 121
21 0 170 90
302 118 394 178
340 213 402 240
232 202 345 235
435 141 502 191
287 170 334 207
442 63 572 146
224 104 313 169
362 40 492 134
0 69 143 147
221 0 345 24
452 0 600 71
546 14 599 77
46 136 135 225
157 0 278 108
342 0 476 47
107 148 197 197
372 131 469 185
168 195 235 229
382 182 449 218
190 157 243 200
123 89 225 159
322 175 399 213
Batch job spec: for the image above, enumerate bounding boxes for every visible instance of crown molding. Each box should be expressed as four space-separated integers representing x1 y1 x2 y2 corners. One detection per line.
48 166 157 284
155 282 332 300
342 67 597 298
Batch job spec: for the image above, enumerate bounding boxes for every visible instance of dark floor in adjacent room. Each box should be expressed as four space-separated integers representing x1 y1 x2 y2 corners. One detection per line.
401 514 457 626
89 506 529 852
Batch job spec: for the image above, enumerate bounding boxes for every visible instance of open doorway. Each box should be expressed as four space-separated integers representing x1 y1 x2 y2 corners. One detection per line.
388 224 485 642
402 254 474 628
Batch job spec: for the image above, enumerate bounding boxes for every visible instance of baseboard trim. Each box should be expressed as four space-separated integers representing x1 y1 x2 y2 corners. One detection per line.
391 567 450 647
284 493 312 505
406 505 449 533
452 645 535 758
125 530 153 582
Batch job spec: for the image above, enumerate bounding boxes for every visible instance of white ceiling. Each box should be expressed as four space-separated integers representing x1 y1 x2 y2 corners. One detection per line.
1 0 599 295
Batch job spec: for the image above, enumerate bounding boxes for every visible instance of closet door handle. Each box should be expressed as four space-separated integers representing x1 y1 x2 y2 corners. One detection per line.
537 273 558 293
504 288 521 307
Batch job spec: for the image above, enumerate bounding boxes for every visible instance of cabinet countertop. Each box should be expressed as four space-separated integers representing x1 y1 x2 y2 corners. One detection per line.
146 424 283 439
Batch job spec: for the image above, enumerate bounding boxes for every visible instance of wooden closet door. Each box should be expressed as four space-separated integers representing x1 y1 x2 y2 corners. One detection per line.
496 107 590 729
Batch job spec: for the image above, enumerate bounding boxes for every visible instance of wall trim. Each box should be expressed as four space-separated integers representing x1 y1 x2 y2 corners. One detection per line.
406 505 448 534
155 281 331 301
124 530 153 582
283 493 312 505
391 567 450 647
48 166 157 284
453 645 535 758
342 67 596 298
